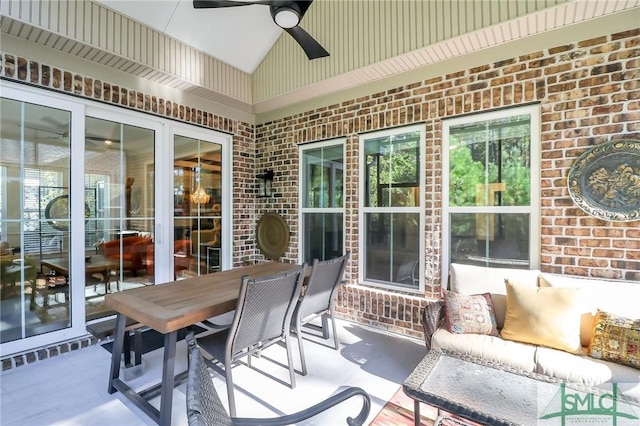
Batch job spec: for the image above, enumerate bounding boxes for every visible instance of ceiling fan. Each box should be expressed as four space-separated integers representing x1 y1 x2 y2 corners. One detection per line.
27 117 120 148
193 0 329 60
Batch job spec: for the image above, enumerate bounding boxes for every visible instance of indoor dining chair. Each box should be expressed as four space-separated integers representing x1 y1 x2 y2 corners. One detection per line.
292 253 349 376
195 264 306 417
186 333 371 426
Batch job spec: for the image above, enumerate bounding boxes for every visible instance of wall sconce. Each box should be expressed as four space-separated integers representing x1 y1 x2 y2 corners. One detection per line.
257 170 274 198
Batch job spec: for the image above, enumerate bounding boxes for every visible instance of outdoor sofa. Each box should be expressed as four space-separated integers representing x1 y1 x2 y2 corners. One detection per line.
423 262 640 404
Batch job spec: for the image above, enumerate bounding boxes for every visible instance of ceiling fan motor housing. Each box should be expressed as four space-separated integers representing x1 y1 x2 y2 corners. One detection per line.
271 3 301 29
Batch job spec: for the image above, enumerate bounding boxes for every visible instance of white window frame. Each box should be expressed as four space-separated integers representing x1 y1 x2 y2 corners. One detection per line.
298 138 346 265
441 104 541 288
358 125 426 293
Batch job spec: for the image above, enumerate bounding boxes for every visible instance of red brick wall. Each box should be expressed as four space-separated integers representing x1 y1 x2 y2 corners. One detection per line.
255 29 640 339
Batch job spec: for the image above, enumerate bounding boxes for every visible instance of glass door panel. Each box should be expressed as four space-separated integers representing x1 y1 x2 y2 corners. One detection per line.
84 117 155 320
174 135 222 278
1 98 72 343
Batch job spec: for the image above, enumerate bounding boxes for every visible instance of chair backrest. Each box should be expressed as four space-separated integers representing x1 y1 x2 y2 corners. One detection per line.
227 265 306 360
186 333 233 426
298 253 349 320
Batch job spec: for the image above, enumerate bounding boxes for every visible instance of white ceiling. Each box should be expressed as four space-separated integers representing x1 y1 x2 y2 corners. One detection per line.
95 0 285 73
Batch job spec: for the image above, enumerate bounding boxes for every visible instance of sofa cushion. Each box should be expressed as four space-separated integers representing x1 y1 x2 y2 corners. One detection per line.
540 273 640 347
449 263 539 329
588 310 640 370
443 290 498 336
501 279 584 355
431 328 537 372
535 346 640 404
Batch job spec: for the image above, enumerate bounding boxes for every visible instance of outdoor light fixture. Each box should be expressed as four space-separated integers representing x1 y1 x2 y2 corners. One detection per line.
273 5 301 29
257 170 274 198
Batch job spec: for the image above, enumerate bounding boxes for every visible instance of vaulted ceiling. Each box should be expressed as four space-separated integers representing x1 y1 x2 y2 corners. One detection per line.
1 0 638 123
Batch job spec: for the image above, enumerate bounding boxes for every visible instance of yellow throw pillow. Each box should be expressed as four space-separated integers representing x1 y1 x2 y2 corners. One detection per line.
588 310 640 369
501 279 584 354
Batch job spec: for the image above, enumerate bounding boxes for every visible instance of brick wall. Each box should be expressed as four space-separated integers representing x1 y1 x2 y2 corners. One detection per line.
255 29 640 339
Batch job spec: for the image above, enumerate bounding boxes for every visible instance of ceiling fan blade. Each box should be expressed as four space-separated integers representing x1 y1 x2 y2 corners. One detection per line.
24 125 64 136
41 116 69 129
193 0 273 8
86 135 120 144
295 0 312 19
285 26 329 60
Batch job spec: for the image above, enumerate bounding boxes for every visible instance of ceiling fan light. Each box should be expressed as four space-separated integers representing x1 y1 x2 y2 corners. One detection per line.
274 7 300 29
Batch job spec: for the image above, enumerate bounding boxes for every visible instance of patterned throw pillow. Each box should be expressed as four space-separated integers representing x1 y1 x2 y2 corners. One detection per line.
588 310 640 369
443 290 499 336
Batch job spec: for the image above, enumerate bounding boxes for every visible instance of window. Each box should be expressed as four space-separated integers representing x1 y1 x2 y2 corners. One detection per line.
442 105 540 283
299 140 345 264
359 126 425 291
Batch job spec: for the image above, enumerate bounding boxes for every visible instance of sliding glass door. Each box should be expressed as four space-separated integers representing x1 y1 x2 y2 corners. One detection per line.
0 82 232 356
1 86 86 354
83 116 156 320
172 127 230 278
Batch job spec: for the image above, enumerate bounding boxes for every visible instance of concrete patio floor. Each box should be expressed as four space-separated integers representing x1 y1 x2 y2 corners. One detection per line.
1 318 427 425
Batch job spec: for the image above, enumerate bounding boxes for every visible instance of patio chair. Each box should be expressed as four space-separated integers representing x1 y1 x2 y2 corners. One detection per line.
186 333 371 426
292 253 349 375
195 265 306 417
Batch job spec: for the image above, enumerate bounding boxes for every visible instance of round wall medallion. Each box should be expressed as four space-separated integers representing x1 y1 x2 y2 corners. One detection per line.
567 139 640 222
44 195 91 231
256 212 290 260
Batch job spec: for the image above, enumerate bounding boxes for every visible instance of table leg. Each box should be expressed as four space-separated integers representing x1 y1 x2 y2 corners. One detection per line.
108 314 127 393
159 331 178 426
134 329 143 366
414 400 421 426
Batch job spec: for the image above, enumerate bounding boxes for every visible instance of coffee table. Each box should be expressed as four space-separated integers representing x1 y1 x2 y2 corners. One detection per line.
403 349 638 426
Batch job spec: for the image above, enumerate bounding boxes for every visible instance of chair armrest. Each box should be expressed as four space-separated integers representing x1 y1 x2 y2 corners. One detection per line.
232 387 371 426
422 300 445 351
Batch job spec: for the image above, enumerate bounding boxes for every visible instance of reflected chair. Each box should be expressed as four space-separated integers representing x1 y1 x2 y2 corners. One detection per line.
186 333 371 426
146 239 191 279
395 258 419 287
196 265 306 417
1 255 37 300
292 253 349 375
100 236 152 276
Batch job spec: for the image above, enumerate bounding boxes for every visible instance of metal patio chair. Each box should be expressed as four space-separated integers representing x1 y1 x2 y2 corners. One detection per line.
292 253 349 375
186 333 371 426
195 265 306 417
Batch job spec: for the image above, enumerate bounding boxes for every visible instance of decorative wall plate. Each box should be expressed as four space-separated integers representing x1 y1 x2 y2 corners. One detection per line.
567 139 640 222
44 195 91 231
256 212 290 260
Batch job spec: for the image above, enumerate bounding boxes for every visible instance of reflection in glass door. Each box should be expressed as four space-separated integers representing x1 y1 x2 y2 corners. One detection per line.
84 117 155 321
1 98 73 343
174 135 222 278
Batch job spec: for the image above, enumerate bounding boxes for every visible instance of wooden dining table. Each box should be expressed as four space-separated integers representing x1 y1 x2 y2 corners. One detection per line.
105 261 301 426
